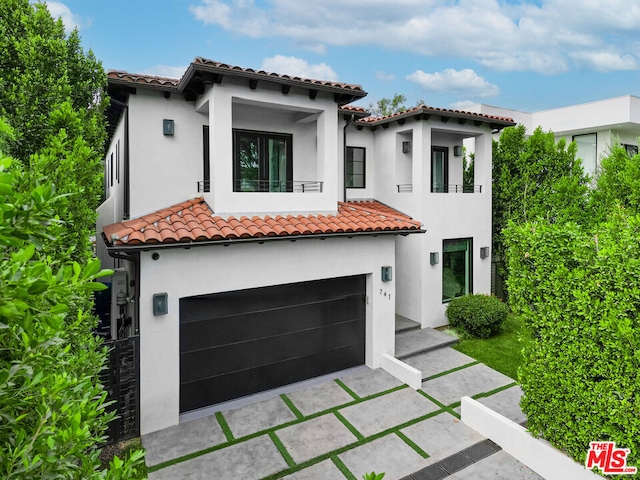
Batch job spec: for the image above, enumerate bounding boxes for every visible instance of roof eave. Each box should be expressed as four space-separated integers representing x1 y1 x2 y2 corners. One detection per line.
104 228 426 252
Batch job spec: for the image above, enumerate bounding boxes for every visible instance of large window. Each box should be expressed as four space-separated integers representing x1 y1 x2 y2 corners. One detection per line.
233 129 292 192
573 133 597 175
442 238 472 302
431 146 448 193
346 146 366 188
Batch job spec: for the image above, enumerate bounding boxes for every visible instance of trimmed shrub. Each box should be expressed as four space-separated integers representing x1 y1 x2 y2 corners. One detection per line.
446 294 508 338
504 215 640 468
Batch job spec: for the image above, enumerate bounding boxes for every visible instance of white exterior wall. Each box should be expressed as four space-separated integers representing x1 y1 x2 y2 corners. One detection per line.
347 120 493 328
128 90 206 218
138 235 397 434
97 115 127 270
201 79 340 215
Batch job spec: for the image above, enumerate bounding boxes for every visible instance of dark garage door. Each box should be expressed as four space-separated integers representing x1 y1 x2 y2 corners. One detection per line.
179 275 366 413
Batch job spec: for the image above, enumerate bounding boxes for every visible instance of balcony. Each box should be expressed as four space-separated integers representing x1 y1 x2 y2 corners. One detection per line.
431 184 482 193
198 180 324 193
234 180 323 193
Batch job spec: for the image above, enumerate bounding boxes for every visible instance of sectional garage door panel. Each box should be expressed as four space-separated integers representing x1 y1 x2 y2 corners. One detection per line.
179 275 366 413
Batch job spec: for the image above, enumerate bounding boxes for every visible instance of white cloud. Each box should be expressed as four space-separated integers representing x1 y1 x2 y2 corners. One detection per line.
407 68 500 98
142 65 188 79
260 55 338 81
570 51 638 72
188 0 640 74
44 1 88 32
375 71 396 81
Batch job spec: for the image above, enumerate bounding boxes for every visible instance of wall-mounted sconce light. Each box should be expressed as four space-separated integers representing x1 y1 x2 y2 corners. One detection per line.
163 119 174 136
402 141 411 153
381 266 393 282
480 247 490 259
430 252 439 265
453 145 463 157
153 293 168 316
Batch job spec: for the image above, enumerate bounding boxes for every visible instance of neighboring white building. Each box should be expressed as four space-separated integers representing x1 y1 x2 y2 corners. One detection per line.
467 95 640 175
97 57 514 434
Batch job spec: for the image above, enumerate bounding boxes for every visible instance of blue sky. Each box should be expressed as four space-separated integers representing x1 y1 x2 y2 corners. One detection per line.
46 0 640 113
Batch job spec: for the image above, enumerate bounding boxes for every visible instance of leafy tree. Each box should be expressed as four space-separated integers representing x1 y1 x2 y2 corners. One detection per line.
0 131 144 478
368 93 408 117
492 125 589 263
590 142 640 221
0 0 107 264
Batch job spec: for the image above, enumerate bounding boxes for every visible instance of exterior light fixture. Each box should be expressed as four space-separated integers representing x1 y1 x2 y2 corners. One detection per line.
163 119 174 136
153 293 168 316
453 146 463 157
430 252 439 265
402 141 411 153
381 266 393 282
480 247 490 259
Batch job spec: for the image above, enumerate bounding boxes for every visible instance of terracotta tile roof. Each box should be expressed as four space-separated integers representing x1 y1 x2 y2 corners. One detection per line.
357 104 515 126
103 198 423 248
339 105 370 118
190 57 366 95
107 70 180 89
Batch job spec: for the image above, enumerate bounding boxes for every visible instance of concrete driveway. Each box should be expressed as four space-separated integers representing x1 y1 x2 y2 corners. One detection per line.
142 328 542 479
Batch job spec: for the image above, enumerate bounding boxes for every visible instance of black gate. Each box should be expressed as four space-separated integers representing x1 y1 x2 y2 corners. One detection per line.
101 335 140 444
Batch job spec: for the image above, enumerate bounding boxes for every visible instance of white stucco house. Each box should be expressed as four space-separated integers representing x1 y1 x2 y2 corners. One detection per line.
467 95 640 176
97 57 514 434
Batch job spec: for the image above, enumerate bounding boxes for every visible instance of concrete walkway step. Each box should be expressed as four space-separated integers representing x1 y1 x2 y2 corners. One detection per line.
395 328 458 359
395 315 421 333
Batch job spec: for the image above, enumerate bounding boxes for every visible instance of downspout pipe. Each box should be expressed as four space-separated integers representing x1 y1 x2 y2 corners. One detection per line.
343 114 355 202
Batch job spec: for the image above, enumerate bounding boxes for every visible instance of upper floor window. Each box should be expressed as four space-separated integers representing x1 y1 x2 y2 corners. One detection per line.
623 143 638 157
431 146 448 193
233 129 292 192
573 133 597 174
346 146 366 188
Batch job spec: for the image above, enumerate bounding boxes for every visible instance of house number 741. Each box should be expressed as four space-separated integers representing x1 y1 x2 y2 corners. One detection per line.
379 289 392 300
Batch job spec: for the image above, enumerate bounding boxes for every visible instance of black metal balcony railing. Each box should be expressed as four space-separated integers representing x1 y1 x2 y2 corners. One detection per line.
233 180 324 193
397 184 413 193
197 180 210 193
431 184 483 193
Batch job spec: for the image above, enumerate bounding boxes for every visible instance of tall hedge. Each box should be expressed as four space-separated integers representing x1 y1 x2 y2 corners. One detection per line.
505 215 639 468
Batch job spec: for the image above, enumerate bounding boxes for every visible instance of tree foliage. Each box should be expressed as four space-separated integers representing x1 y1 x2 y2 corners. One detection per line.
0 0 107 264
0 2 145 477
505 142 640 469
492 125 589 262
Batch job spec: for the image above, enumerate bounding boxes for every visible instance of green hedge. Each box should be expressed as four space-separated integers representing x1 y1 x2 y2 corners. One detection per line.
505 215 640 469
446 294 508 339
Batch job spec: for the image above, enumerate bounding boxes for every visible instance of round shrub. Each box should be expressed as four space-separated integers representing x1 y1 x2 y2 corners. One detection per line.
445 294 508 338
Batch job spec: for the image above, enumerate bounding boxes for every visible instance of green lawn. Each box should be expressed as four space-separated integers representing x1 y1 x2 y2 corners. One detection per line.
451 314 530 380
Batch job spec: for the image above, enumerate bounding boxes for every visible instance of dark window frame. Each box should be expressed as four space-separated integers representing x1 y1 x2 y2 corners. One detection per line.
442 237 473 303
203 125 210 192
233 129 293 192
346 146 366 189
431 146 449 193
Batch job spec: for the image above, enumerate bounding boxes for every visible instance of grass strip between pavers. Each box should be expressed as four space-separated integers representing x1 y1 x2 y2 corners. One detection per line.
471 381 518 400
422 361 480 382
333 411 365 441
261 408 447 480
269 431 296 469
332 455 358 480
334 378 360 400
280 394 304 420
215 411 234 442
148 383 409 473
395 431 429 459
